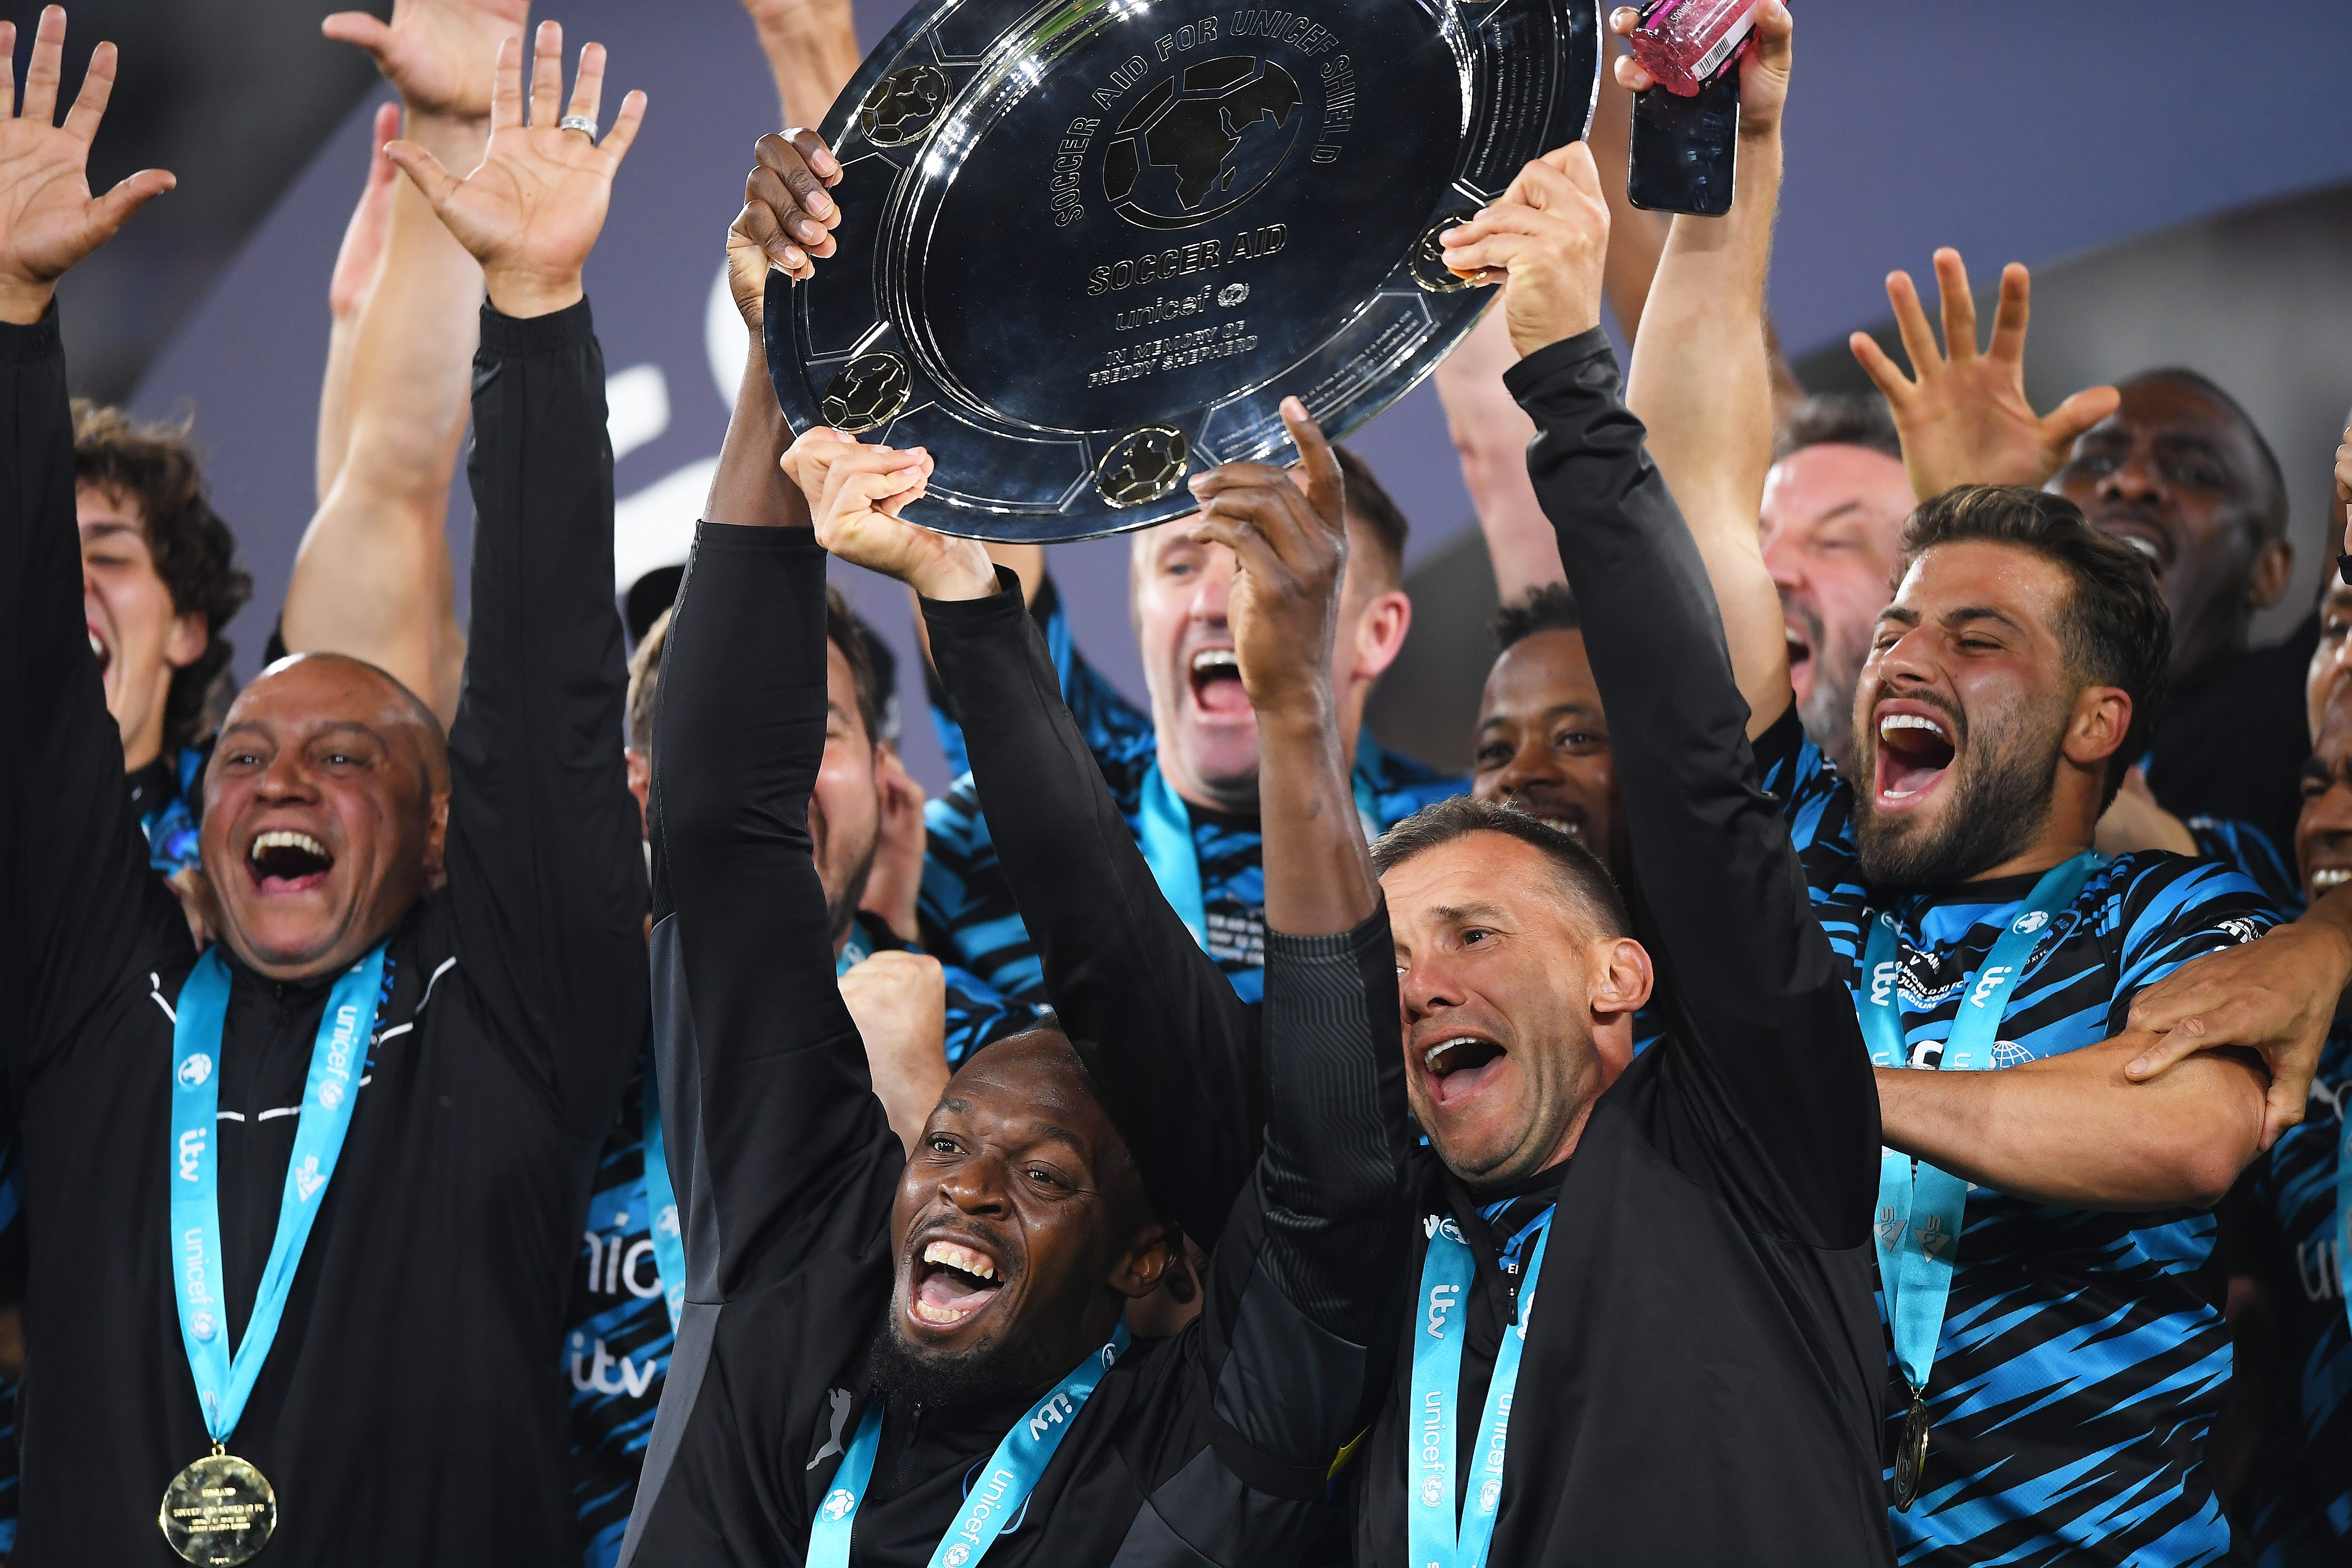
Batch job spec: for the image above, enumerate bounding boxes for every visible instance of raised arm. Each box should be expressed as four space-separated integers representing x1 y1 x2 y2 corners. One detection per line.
290 0 527 724
392 24 647 1129
0 8 177 1064
1187 400 1407 1475
1614 0 1789 736
1447 136 1877 1243
800 435 1263 1252
639 154 880 1314
738 0 861 130
1433 19 1802 610
315 100 401 504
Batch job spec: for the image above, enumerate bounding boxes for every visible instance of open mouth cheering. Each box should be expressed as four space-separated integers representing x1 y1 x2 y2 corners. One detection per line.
908 1236 1007 1328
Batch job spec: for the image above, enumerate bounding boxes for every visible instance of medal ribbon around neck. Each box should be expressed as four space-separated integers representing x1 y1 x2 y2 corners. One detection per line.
641 927 877 1333
1136 757 1382 956
807 1324 1131 1568
168 942 387 1445
2336 1099 2352 1333
1406 1206 1554 1568
1854 853 2097 1415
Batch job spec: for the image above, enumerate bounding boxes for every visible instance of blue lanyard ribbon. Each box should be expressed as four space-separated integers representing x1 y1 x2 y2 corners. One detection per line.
1137 755 1383 955
169 943 387 1443
641 926 878 1332
1855 852 2097 1396
808 1324 1130 1568
1406 1207 1553 1568
2337 1108 2352 1331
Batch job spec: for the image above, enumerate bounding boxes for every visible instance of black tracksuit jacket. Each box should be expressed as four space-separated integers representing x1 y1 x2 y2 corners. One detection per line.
1348 330 1896 1566
0 300 645 1564
623 529 1405 1565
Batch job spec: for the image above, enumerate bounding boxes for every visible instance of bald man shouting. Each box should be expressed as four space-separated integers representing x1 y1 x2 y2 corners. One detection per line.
0 15 648 1563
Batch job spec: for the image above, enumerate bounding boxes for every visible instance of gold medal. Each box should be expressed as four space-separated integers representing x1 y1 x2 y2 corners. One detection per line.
1893 1391 1931 1513
159 1447 276 1566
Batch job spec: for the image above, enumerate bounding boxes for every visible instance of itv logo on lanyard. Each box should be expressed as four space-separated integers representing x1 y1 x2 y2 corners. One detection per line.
1408 1207 1555 1568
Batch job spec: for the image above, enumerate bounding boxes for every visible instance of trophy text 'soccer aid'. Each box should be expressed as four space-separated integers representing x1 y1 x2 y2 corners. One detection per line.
769 0 1603 541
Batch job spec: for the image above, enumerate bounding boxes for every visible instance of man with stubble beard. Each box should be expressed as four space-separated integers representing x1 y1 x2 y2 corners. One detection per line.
1340 11 1890 1556
621 270 1407 1559
1622 14 2319 1552
1853 248 2310 854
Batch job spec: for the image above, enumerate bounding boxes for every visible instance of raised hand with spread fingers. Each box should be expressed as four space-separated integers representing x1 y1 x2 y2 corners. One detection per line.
323 0 529 128
385 20 645 318
1850 248 2121 501
0 5 173 324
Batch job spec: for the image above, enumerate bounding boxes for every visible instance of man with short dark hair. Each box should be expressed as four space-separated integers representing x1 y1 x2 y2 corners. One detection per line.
73 400 253 877
0 19 656 1561
568 160 1034 1558
1633 30 2298 1551
1469 583 1635 933
1854 250 2312 852
621 325 1406 1562
2054 368 2309 849
1342 17 1892 1555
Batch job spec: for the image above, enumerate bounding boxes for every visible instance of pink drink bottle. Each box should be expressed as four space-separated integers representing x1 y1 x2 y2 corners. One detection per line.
1628 0 1764 98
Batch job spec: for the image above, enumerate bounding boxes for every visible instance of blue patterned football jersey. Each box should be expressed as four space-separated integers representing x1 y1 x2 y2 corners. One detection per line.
2240 1025 2352 1565
561 917 1034 1565
1756 713 2283 1567
2187 814 2302 917
920 574 1462 1007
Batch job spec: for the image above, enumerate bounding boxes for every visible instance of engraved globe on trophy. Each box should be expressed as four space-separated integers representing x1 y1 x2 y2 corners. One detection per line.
770 0 1602 542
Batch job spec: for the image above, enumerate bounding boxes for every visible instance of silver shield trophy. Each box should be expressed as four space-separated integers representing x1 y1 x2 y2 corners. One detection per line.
768 0 1601 542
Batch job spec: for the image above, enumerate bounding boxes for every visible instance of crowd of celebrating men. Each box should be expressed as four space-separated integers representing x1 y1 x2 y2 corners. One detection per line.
4 0 2351 1564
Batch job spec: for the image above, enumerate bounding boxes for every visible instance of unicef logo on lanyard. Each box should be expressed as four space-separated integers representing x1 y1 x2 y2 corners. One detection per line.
1421 1477 1445 1508
820 1488 855 1522
1479 1476 1503 1511
2010 909 2050 935
176 1053 212 1090
943 1546 972 1568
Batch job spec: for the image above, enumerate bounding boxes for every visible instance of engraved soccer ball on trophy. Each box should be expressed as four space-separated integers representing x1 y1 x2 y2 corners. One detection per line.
1096 426 1190 508
821 354 912 435
858 65 949 147
773 0 1602 542
1102 57 1303 231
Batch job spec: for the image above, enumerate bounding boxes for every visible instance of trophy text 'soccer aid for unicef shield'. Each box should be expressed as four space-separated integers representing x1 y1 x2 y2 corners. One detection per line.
770 0 1601 542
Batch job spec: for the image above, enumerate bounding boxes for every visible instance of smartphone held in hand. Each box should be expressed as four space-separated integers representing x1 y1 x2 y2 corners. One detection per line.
1628 66 1738 217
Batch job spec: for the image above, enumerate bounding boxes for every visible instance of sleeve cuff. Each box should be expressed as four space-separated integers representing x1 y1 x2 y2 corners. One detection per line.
0 302 62 365
918 566 1024 628
692 520 825 558
479 295 596 356
1500 325 1618 405
1265 904 1392 961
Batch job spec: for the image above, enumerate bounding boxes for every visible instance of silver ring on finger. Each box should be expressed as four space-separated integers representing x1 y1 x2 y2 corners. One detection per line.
558 114 598 141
